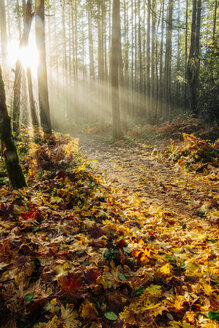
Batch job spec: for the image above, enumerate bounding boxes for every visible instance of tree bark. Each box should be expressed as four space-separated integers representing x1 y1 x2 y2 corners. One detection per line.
87 6 94 80
146 0 151 121
184 0 188 109
0 66 27 188
27 67 39 128
164 0 173 119
187 0 202 116
0 0 7 68
212 0 217 44
13 0 33 134
111 0 122 139
35 0 52 134
151 0 157 121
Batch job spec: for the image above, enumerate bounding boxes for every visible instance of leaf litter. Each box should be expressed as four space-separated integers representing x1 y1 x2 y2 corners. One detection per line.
0 130 218 328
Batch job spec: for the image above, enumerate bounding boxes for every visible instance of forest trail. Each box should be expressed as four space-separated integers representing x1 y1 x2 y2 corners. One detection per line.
76 133 217 226
1 132 218 327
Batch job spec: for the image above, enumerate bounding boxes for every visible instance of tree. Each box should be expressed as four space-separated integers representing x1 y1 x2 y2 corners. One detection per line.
13 0 34 134
35 0 52 134
0 66 27 188
164 0 174 120
0 0 7 68
187 0 202 116
111 0 122 139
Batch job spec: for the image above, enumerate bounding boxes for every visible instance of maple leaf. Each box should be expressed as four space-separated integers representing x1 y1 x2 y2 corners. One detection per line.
60 273 82 292
80 302 98 320
84 268 100 284
145 284 162 297
160 263 172 275
173 295 185 311
61 304 81 328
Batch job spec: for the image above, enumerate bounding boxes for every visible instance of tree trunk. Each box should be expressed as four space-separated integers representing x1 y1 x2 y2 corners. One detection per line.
87 6 94 80
184 0 188 109
212 0 217 44
0 0 7 68
0 66 27 188
27 67 39 128
13 0 33 134
111 0 122 139
35 0 52 134
164 0 173 120
159 0 164 119
151 0 157 121
146 0 151 121
187 0 202 116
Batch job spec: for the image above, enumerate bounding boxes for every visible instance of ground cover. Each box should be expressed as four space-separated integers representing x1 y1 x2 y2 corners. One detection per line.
0 131 218 328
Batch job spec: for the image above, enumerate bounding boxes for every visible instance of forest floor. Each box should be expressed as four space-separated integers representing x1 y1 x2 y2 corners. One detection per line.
76 133 218 224
0 130 218 328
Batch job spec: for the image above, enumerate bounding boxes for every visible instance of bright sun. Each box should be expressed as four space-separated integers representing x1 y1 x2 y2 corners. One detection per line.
7 32 38 77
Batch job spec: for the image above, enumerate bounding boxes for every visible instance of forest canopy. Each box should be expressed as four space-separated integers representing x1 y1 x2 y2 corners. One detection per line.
0 0 218 136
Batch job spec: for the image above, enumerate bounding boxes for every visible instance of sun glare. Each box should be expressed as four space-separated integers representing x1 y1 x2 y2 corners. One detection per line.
7 32 38 77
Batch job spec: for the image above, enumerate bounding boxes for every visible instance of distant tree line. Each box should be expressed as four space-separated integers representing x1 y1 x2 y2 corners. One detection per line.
0 0 218 138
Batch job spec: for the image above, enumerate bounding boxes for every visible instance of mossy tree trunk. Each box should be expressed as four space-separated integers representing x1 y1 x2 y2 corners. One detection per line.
0 67 27 189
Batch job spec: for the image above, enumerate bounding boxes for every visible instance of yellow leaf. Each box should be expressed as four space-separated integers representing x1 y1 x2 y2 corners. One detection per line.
169 321 181 328
50 196 64 204
201 280 212 296
182 321 196 328
61 305 79 328
174 295 185 311
55 262 69 278
96 275 108 290
80 303 98 320
160 263 172 275
146 284 162 297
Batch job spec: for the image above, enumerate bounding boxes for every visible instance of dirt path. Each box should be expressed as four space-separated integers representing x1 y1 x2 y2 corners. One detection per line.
75 134 218 225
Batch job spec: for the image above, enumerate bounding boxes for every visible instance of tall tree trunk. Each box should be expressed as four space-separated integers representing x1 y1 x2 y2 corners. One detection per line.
164 0 173 120
119 1 127 132
35 0 52 134
146 0 151 121
27 67 39 128
176 0 181 109
131 0 134 117
61 0 67 116
123 0 129 127
0 0 7 68
13 0 33 134
159 0 164 119
111 0 122 139
212 0 217 44
187 0 202 116
25 0 38 129
184 0 188 109
151 0 157 121
97 1 104 125
0 66 27 188
87 6 94 80
138 0 143 116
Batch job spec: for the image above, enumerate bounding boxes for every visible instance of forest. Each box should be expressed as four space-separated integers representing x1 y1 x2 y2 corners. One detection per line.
0 0 218 327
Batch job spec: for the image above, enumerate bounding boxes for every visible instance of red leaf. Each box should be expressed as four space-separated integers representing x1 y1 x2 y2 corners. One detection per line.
20 210 36 220
61 273 82 292
88 224 104 239
84 269 100 284
117 239 127 248
55 170 66 179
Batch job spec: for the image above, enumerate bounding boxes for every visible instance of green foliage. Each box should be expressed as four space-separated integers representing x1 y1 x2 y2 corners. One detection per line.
104 312 118 321
208 311 219 321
